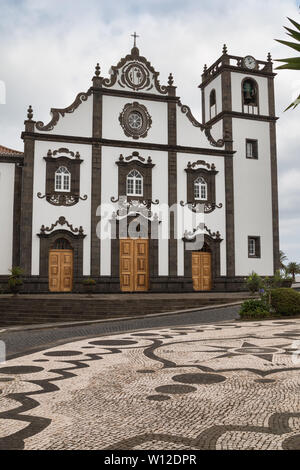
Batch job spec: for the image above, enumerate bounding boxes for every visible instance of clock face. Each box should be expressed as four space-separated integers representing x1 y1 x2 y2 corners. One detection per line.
128 112 143 130
244 55 257 70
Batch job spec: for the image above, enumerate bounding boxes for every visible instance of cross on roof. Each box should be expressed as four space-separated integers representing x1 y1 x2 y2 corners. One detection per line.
131 32 139 48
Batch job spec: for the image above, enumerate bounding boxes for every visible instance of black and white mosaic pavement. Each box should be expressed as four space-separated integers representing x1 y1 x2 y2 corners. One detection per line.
0 319 300 450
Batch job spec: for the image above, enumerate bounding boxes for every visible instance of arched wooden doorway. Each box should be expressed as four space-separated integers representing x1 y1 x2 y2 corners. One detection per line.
49 238 74 292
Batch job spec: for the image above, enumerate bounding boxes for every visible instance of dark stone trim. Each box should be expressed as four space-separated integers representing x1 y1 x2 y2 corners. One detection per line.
183 234 222 290
248 235 261 259
245 139 258 159
12 164 22 267
268 75 280 272
185 166 218 205
20 133 35 275
38 229 85 282
270 121 280 272
21 133 235 157
0 155 23 163
116 156 154 201
205 110 278 127
168 97 177 277
119 102 152 140
200 63 276 89
91 86 180 103
223 119 235 277
91 82 103 276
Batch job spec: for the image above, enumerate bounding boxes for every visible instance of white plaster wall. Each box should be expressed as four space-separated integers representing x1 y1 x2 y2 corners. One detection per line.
35 94 93 138
203 74 223 123
232 118 273 275
32 140 92 276
231 73 269 115
210 120 223 144
176 104 224 149
102 95 168 145
100 147 169 276
177 154 227 277
0 163 15 274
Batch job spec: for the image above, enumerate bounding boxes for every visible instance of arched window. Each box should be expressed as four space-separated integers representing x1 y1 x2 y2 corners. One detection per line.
55 166 71 192
209 89 217 119
126 170 143 196
194 177 207 201
53 238 72 250
242 79 258 113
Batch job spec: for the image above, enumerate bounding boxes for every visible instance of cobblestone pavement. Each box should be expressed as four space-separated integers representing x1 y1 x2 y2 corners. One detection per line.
1 305 240 359
0 317 300 450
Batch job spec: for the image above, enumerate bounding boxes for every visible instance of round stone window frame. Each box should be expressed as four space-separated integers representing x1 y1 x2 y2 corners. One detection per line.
119 102 152 140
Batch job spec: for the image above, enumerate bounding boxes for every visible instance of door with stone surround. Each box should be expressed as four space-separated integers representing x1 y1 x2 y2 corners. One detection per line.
192 252 212 291
120 239 149 292
49 250 73 292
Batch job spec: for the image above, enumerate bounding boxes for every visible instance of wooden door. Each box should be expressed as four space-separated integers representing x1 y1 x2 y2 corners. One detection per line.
192 252 212 291
120 239 149 292
49 250 73 293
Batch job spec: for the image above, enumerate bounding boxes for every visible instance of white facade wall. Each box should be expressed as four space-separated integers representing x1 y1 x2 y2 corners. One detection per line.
231 72 269 116
36 94 93 137
102 95 168 145
177 154 227 276
203 74 223 123
31 140 92 276
0 163 15 274
100 147 169 276
232 118 273 276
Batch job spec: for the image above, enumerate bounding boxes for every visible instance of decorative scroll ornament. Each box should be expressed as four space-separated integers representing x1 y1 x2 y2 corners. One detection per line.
180 201 223 214
183 223 222 242
186 160 216 171
111 195 159 214
36 90 92 132
102 46 168 95
37 193 88 207
178 101 224 148
119 102 152 139
40 217 84 235
117 152 154 167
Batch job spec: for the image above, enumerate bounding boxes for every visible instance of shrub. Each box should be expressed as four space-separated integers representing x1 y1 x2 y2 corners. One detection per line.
239 299 271 319
245 272 263 294
270 288 300 316
8 266 24 294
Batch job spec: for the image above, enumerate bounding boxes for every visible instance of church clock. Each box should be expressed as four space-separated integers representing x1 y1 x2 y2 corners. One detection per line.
243 55 257 70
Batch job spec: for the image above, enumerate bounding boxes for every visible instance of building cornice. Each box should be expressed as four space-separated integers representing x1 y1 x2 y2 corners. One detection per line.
21 132 236 157
205 111 278 127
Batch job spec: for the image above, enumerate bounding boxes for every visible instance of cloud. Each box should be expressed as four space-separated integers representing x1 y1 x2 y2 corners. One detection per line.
0 0 299 262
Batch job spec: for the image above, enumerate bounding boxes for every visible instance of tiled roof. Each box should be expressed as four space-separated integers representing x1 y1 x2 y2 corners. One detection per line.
0 145 23 156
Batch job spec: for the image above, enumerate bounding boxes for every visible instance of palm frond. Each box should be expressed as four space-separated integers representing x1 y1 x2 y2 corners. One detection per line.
284 26 300 42
284 94 300 111
275 39 300 53
287 17 300 32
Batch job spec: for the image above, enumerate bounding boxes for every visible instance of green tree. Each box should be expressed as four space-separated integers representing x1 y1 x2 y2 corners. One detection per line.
286 262 300 282
279 250 288 270
275 17 300 110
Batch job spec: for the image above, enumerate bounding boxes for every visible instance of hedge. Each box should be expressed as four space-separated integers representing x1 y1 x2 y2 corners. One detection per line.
270 288 300 316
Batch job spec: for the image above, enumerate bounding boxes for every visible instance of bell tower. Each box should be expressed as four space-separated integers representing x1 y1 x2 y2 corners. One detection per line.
199 46 279 278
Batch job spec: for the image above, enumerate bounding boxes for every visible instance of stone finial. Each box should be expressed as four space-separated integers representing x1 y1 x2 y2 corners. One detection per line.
47 149 53 158
168 73 174 86
267 52 272 62
95 63 101 77
27 105 33 120
203 64 207 73
222 44 228 55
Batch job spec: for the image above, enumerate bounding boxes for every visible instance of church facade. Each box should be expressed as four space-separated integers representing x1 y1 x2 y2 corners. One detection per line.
0 44 280 293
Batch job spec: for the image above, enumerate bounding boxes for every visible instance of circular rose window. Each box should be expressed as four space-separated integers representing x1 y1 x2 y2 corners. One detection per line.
128 112 143 130
119 102 152 139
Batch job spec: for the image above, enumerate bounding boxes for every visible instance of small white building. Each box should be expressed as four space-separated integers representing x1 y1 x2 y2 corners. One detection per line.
0 44 280 293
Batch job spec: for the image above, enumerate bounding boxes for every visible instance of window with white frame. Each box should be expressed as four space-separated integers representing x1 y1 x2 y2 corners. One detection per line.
55 166 71 192
248 236 261 258
126 170 143 196
194 176 207 201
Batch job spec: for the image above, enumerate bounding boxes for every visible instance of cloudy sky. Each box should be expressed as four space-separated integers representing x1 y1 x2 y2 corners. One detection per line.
0 0 299 263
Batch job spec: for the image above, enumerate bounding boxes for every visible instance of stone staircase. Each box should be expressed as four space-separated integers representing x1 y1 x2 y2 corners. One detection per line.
0 293 249 327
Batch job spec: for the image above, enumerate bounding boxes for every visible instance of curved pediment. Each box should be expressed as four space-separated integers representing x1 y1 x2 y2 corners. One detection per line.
102 47 168 95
